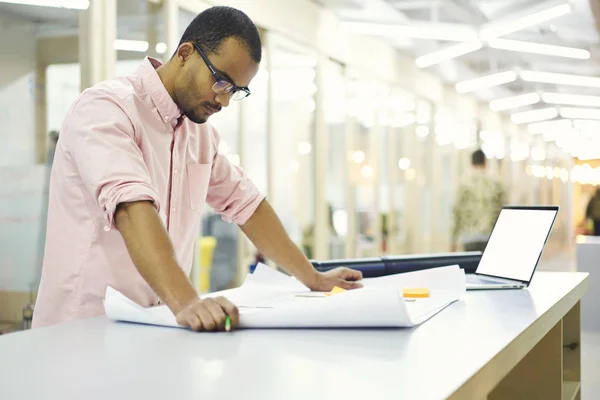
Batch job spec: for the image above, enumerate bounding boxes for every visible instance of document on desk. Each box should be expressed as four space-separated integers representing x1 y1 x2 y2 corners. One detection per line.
104 263 466 329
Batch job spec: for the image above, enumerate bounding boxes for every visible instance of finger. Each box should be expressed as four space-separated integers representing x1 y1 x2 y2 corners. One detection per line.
204 299 228 331
215 296 240 328
195 302 218 331
342 268 363 281
187 313 203 332
336 279 363 290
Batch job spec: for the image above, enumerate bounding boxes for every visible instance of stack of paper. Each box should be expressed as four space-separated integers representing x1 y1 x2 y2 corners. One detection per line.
104 263 465 329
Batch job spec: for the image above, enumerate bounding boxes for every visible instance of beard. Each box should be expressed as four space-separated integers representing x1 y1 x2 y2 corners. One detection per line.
182 107 208 124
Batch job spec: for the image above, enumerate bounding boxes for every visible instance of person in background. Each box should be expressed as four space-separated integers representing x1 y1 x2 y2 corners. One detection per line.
33 6 362 332
451 149 506 252
585 186 600 236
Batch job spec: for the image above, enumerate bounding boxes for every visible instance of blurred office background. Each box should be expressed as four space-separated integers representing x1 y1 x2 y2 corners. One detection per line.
1 0 600 324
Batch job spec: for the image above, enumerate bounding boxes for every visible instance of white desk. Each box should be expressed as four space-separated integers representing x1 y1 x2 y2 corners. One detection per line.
577 235 600 331
0 272 588 400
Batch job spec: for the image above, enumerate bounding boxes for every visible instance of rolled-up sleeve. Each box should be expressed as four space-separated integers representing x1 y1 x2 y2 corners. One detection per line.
206 126 265 225
63 89 160 228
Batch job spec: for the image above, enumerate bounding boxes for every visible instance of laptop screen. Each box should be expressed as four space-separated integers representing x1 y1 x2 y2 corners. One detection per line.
476 207 558 282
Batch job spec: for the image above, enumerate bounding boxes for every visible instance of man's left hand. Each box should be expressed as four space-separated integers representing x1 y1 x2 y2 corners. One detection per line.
306 267 363 291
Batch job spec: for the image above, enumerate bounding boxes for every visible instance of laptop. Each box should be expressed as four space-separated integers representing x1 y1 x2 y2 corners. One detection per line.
466 205 559 290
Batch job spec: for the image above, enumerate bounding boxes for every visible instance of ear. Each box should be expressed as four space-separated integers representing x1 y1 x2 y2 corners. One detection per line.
176 42 195 65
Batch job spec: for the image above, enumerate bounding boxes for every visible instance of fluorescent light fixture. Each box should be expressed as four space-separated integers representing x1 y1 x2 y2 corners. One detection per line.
415 40 483 68
573 119 600 130
0 0 89 9
488 38 589 59
489 92 540 112
455 71 517 94
542 92 600 107
560 107 600 120
528 118 572 134
340 21 478 42
511 107 558 124
113 40 167 54
521 70 600 88
114 39 149 52
479 3 572 40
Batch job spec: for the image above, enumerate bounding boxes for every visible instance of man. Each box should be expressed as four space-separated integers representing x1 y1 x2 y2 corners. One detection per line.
451 149 505 252
585 186 600 236
33 6 362 331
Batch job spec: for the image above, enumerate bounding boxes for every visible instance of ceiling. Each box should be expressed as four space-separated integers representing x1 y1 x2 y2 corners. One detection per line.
319 0 600 160
0 0 151 40
321 0 600 104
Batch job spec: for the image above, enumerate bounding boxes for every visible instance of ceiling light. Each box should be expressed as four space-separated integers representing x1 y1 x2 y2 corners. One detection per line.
113 40 167 54
573 119 600 130
361 165 374 178
398 158 411 171
155 43 167 54
559 107 600 120
297 142 312 155
542 92 600 107
0 0 89 9
415 40 483 68
488 38 589 59
351 150 365 164
479 3 572 40
489 92 540 112
340 21 478 42
114 39 149 52
527 118 571 134
521 71 600 88
455 71 517 94
511 107 558 124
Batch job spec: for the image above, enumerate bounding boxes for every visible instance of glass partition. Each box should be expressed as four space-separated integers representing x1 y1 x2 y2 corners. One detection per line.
345 73 389 257
323 60 347 259
268 33 317 257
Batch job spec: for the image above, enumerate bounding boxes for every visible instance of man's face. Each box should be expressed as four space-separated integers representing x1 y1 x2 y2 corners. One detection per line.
174 38 259 124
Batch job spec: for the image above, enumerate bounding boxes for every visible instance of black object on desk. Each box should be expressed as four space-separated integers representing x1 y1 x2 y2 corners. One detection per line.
382 251 482 275
310 251 482 277
310 258 385 278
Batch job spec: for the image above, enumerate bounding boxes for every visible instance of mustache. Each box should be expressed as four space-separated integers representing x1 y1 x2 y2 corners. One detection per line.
203 103 222 112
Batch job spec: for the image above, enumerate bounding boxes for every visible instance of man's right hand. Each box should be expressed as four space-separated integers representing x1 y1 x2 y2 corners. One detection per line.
175 296 240 332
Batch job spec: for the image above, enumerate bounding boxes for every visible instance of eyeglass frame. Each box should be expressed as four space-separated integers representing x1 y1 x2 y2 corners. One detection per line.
192 43 251 101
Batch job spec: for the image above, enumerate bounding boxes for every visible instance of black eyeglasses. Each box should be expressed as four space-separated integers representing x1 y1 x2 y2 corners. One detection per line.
192 43 251 101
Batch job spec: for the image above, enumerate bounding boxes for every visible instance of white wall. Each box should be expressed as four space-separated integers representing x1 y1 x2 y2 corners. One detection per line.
0 14 37 166
46 59 144 133
0 14 42 292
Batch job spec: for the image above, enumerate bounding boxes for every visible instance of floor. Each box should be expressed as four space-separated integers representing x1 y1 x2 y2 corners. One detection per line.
537 246 599 399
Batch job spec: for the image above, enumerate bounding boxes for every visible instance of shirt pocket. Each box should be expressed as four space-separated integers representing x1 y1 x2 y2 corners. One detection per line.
186 164 211 213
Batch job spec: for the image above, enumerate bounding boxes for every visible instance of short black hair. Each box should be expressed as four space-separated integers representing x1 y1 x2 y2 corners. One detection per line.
471 149 486 166
178 6 262 63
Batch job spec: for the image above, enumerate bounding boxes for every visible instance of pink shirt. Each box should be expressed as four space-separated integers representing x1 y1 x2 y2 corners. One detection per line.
32 58 264 328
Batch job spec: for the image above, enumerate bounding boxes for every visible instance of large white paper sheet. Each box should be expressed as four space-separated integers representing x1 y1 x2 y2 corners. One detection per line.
104 263 466 329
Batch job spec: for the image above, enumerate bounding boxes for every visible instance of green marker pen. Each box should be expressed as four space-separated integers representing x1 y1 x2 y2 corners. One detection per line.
225 315 231 332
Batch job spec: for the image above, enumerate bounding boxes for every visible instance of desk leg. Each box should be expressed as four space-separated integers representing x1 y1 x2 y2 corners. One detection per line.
563 301 581 400
488 319 563 400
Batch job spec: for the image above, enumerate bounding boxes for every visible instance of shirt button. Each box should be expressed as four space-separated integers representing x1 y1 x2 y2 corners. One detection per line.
172 207 177 213
164 116 169 122
174 169 178 174
104 226 110 232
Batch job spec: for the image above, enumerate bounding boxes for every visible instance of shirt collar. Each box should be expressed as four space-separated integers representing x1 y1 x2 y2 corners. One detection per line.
139 57 182 129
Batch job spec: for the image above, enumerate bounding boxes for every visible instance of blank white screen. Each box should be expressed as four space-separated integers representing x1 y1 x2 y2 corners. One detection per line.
476 208 557 282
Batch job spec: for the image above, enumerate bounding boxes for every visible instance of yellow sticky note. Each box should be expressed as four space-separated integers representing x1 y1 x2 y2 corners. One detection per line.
402 288 430 298
326 286 347 296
